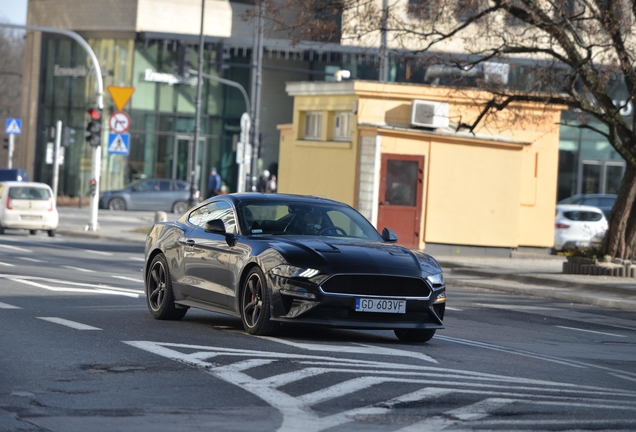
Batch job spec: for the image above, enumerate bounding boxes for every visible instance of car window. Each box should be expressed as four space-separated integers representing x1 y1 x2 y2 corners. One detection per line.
188 201 236 233
600 197 615 207
175 181 189 190
136 180 158 192
158 180 171 191
8 186 51 200
563 211 603 222
237 200 382 240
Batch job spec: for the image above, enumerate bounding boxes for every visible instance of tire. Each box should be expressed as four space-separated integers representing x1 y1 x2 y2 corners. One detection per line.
240 267 280 336
173 201 188 214
0 225 4 235
48 229 56 238
394 329 436 343
145 254 187 320
108 198 126 211
29 230 37 235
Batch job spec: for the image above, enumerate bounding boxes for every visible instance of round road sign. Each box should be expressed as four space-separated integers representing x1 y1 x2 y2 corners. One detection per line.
109 112 131 133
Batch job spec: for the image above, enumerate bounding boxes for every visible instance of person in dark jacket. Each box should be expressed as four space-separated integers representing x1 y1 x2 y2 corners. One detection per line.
207 167 222 198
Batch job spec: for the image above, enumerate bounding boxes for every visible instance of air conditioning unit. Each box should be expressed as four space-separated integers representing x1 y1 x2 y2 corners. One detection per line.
410 100 449 129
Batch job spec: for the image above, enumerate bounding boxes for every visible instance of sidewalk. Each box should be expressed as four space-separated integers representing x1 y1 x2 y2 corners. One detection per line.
55 208 636 312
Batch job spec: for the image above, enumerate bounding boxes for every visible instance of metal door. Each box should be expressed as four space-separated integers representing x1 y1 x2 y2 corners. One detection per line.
377 154 424 249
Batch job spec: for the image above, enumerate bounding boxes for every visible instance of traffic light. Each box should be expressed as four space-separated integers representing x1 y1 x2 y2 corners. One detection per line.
86 108 102 147
89 178 97 196
62 126 76 147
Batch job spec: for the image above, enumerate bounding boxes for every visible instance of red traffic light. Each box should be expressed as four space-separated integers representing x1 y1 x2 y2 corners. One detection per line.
87 108 101 120
89 179 96 186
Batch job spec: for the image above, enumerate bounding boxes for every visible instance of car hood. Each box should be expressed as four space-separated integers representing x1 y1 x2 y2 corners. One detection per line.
266 237 441 277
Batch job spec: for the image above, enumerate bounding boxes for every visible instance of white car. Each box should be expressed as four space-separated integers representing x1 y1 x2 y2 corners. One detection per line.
554 204 607 251
0 181 59 237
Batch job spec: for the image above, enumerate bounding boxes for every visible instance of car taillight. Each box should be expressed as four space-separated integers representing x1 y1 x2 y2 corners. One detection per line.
555 223 570 229
47 197 53 211
6 196 12 210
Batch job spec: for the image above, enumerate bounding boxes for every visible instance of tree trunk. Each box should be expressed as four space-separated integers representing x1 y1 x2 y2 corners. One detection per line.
603 163 636 258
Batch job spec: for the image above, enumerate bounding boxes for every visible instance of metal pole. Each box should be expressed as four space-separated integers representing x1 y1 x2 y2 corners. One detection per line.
190 0 205 208
379 0 389 82
52 120 62 203
250 0 265 191
7 135 14 169
0 23 104 231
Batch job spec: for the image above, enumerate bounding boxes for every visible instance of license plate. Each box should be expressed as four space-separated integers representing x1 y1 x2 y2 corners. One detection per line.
355 298 406 314
21 215 42 220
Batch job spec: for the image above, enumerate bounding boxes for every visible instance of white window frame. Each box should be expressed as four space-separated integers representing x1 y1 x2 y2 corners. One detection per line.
304 111 322 140
333 111 351 141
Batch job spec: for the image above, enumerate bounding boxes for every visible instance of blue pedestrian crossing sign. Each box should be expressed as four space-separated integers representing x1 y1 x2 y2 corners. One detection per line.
107 133 130 155
5 118 21 135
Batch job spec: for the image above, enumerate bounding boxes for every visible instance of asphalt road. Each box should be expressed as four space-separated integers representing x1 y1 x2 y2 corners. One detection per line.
1 233 635 431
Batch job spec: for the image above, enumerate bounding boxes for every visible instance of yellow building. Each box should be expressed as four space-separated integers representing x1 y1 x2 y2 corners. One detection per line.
277 81 563 253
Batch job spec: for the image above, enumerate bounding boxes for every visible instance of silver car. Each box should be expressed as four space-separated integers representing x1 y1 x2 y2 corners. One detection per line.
99 178 199 213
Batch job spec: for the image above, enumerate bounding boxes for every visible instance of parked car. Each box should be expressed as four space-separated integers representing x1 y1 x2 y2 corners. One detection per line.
99 178 199 213
143 193 446 342
0 168 29 182
0 181 58 236
554 204 607 251
558 194 616 220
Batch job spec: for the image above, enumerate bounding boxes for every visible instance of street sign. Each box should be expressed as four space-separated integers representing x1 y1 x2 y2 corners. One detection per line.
109 112 131 133
5 118 21 135
107 86 135 111
46 143 64 165
107 133 130 155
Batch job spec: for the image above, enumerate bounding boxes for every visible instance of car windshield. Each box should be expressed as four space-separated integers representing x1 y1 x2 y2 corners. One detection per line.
237 201 383 240
8 186 51 200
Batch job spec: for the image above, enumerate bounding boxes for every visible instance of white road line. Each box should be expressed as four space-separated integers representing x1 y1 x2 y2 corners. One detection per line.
84 250 113 256
130 257 145 262
19 257 46 263
609 373 636 383
445 307 462 311
0 301 21 309
0 261 15 267
261 368 332 387
10 278 141 298
556 325 626 338
61 265 95 273
0 244 32 253
36 317 101 330
299 376 387 405
447 397 515 420
112 275 143 283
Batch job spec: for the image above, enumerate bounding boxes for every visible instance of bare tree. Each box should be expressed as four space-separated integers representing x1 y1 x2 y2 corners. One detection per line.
0 27 24 166
268 0 636 259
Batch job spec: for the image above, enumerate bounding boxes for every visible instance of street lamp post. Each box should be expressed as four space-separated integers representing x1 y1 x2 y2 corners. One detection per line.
189 0 206 209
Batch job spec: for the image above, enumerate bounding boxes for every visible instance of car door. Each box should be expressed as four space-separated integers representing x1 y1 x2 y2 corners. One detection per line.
130 180 158 210
181 200 237 308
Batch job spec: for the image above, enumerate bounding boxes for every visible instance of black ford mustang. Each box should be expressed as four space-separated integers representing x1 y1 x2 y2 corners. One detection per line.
143 193 446 342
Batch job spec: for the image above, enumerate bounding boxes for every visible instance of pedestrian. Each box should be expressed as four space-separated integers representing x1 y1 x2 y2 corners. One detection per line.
256 170 270 193
266 174 277 193
207 167 222 198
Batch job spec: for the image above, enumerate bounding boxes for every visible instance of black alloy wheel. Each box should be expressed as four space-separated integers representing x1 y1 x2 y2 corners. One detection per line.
240 267 280 336
146 254 187 320
394 329 436 343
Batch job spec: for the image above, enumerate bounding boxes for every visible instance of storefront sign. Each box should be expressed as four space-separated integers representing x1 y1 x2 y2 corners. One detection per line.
143 69 197 86
53 65 109 78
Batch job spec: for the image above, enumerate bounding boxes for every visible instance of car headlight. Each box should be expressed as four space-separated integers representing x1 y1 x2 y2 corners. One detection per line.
426 272 444 287
271 265 320 278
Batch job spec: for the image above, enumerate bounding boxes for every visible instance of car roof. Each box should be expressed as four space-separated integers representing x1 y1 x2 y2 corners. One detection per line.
214 193 348 207
0 181 51 188
556 204 605 213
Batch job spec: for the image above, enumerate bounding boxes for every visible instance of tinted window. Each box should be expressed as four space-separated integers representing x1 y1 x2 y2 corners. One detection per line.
600 197 615 207
176 181 189 190
9 186 51 200
136 180 158 192
563 211 603 222
158 180 171 191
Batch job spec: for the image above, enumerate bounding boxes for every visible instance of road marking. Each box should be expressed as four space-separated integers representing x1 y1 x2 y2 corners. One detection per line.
0 261 15 267
112 275 143 283
130 257 145 262
256 337 438 363
445 307 462 311
126 341 636 432
37 317 101 330
0 301 21 309
84 249 113 256
19 257 46 263
61 265 96 273
556 325 626 338
3 275 141 298
0 244 32 253
609 373 636 383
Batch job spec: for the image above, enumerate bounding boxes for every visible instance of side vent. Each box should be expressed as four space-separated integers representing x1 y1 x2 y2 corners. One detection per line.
410 100 449 129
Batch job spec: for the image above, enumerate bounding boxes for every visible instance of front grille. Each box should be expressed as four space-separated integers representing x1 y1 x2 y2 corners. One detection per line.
321 275 431 298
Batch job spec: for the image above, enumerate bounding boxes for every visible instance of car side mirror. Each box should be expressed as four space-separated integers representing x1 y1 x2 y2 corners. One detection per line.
204 218 226 234
381 228 398 242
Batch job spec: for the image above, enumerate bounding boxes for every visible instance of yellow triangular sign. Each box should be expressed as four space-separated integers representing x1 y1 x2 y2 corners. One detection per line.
107 86 135 111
